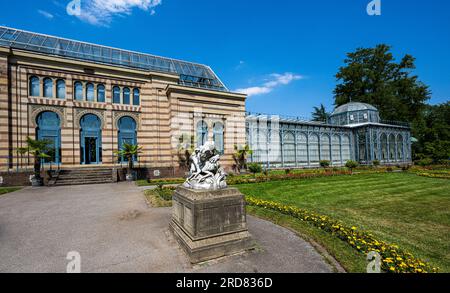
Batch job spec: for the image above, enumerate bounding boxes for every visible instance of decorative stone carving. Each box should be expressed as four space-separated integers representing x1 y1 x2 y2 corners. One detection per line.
113 112 141 130
29 105 65 127
183 141 227 190
74 109 105 128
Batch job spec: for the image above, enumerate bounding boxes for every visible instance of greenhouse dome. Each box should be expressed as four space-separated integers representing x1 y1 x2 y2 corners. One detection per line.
330 102 380 126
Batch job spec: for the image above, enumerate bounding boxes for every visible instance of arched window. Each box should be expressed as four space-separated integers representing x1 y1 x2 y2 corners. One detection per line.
197 121 208 147
56 79 66 99
86 83 94 102
36 111 61 164
256 131 268 163
282 132 296 164
123 87 130 105
297 133 308 166
113 86 121 104
320 134 331 161
29 76 40 97
118 116 137 162
381 133 388 161
397 134 404 161
389 134 396 161
332 135 341 165
213 122 224 155
373 132 379 161
43 78 53 98
97 84 105 103
80 114 102 165
341 135 351 162
74 81 83 100
309 134 319 165
133 88 140 106
358 130 367 163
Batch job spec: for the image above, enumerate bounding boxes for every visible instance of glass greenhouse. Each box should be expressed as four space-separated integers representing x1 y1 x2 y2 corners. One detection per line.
246 102 412 168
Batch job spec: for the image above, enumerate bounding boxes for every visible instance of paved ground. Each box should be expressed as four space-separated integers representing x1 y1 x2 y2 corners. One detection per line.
0 183 334 273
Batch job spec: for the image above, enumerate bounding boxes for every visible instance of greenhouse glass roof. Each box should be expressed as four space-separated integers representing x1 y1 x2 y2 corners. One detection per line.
0 26 227 92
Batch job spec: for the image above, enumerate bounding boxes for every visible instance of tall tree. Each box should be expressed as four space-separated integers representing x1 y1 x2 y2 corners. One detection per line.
333 44 430 123
311 104 330 122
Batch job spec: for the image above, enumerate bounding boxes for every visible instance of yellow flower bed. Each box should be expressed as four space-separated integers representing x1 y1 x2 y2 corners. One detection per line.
246 197 439 273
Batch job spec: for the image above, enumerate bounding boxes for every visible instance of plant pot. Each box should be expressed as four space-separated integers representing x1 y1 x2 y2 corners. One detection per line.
31 176 43 187
126 172 136 181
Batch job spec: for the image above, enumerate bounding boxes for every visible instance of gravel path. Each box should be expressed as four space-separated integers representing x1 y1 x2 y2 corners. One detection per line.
0 183 334 273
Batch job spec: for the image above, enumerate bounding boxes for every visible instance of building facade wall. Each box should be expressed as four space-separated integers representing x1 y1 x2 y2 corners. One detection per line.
0 48 246 176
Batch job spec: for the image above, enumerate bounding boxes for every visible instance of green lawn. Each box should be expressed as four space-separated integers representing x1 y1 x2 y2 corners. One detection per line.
236 173 450 272
0 187 21 195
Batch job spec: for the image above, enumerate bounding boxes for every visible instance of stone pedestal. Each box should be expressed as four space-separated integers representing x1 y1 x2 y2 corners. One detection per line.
170 186 254 264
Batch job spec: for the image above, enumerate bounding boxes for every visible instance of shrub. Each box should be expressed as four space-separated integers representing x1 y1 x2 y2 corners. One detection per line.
248 163 263 176
373 160 380 167
320 160 330 169
416 158 434 167
345 160 359 173
387 167 393 172
285 169 291 175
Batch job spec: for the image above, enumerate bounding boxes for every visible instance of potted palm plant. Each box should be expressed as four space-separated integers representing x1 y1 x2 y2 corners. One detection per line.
115 143 143 181
17 137 53 187
232 144 253 174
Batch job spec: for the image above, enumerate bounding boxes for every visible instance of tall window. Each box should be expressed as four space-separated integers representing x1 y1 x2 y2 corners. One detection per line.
332 135 341 164
397 134 404 160
373 132 379 161
29 76 40 96
36 111 61 164
197 121 208 147
123 87 130 105
133 88 140 106
56 79 65 99
381 133 388 161
97 84 105 103
43 78 53 98
341 135 351 162
213 122 224 155
297 133 308 166
309 134 319 165
389 134 396 161
74 81 83 100
118 116 137 162
282 132 296 164
113 86 121 104
86 83 94 102
320 135 331 161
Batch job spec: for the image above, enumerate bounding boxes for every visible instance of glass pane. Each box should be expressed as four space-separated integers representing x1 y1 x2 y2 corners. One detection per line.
86 83 94 102
97 85 105 102
123 87 130 104
43 78 53 98
56 80 65 99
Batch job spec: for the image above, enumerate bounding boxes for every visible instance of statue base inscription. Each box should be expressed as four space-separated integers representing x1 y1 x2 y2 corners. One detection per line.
170 186 255 264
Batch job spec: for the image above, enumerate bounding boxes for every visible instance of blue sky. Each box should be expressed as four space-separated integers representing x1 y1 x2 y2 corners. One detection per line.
1 0 449 117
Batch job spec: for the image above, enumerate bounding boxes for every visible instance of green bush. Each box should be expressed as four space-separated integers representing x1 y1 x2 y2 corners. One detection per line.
345 160 359 173
416 158 434 167
373 160 380 167
285 169 291 175
320 160 331 169
248 163 263 175
387 167 393 172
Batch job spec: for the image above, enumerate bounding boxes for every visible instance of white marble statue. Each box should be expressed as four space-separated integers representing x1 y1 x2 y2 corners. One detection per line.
183 141 227 190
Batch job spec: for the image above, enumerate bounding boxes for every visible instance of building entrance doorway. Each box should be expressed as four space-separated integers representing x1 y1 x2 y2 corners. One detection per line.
80 114 102 165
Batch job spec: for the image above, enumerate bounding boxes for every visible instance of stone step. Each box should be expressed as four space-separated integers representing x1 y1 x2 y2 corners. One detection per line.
54 178 114 186
50 168 115 186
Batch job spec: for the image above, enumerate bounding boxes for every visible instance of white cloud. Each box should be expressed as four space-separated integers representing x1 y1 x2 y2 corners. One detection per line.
38 10 54 19
72 0 162 26
235 72 304 97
